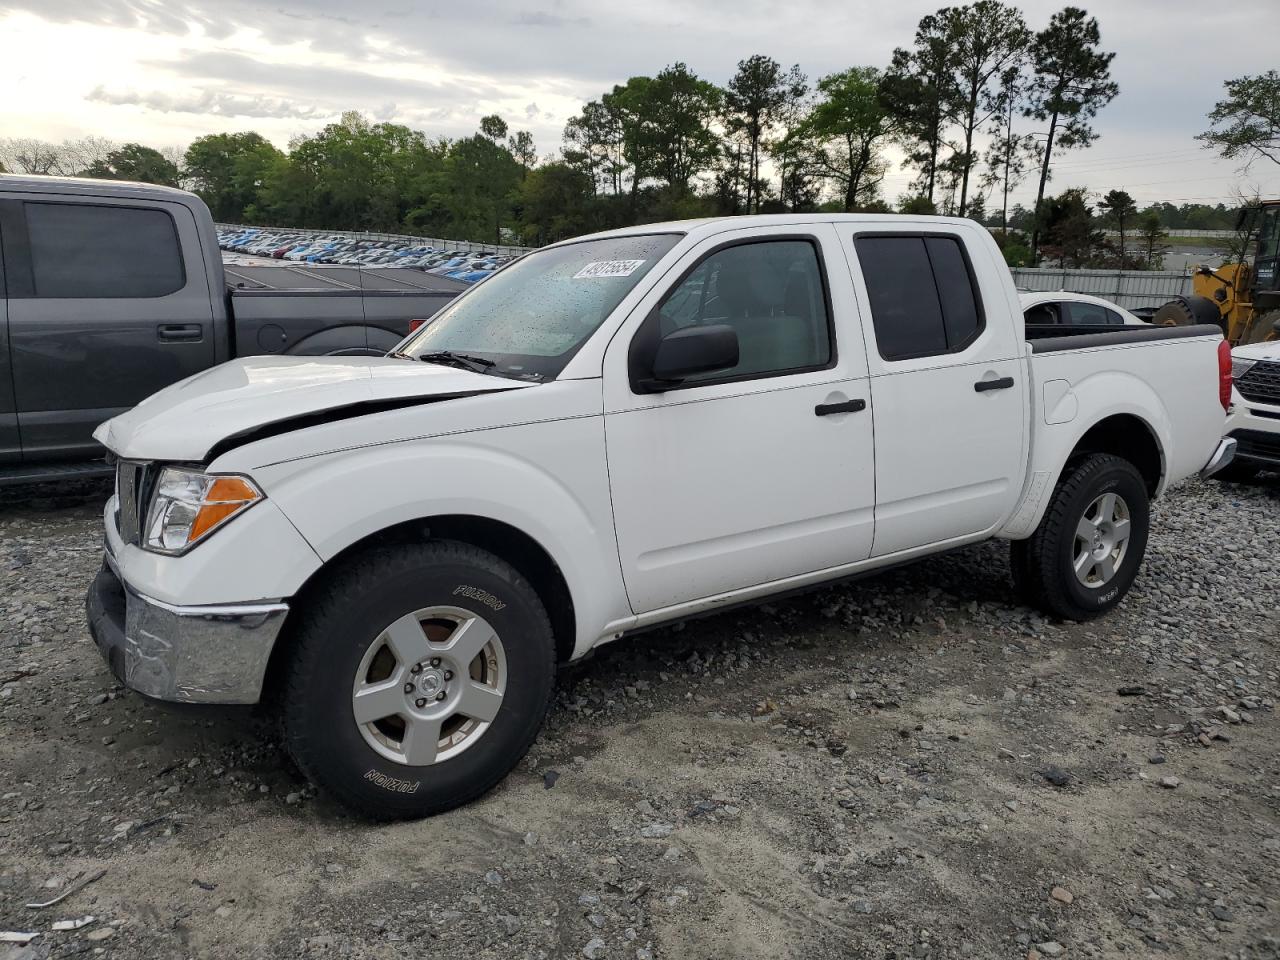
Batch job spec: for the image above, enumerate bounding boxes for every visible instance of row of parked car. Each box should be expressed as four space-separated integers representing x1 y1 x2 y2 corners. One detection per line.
216 228 519 283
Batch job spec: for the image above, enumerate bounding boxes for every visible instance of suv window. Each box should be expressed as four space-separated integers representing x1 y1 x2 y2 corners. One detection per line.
25 202 184 299
855 235 984 361
1064 301 1121 325
1024 303 1060 325
651 239 831 384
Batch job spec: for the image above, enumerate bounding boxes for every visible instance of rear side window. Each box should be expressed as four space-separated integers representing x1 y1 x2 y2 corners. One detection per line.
1064 301 1120 325
855 235 985 361
25 202 184 299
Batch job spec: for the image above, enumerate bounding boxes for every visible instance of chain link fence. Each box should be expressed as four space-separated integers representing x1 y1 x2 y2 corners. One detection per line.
214 223 535 257
1010 267 1193 310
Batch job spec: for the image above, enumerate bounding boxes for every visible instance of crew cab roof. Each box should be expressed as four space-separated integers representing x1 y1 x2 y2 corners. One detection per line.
555 213 992 247
0 173 199 202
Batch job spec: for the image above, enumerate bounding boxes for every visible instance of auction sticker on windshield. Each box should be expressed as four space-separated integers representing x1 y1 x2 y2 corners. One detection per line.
573 260 646 279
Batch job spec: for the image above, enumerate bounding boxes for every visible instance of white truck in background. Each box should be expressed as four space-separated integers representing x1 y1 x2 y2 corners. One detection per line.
1221 340 1280 480
87 214 1234 819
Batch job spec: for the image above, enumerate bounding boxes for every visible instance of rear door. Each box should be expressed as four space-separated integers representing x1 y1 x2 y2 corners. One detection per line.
0 215 18 463
840 227 1028 557
1 196 216 460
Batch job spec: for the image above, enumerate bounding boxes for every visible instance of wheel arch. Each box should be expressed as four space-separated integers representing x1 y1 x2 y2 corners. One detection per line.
1065 413 1164 495
260 513 578 705
1000 407 1167 541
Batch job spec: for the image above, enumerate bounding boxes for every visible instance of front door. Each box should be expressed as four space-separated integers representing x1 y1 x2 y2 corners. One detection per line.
604 225 877 615
1 197 216 461
840 227 1028 557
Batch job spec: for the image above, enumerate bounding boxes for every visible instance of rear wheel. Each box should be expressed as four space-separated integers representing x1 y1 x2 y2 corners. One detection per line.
281 541 555 819
1010 453 1150 620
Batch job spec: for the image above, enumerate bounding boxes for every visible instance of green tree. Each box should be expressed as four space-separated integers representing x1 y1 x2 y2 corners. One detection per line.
983 64 1036 235
1136 209 1170 269
1040 188 1102 268
1025 6 1119 262
784 67 892 211
941 1 1030 216
425 121 522 244
479 115 509 143
723 55 806 213
508 130 537 178
259 112 437 231
515 161 596 243
563 95 629 195
1098 188 1137 265
898 194 939 215
184 132 283 222
883 12 959 204
1197 70 1280 169
617 63 723 198
83 143 180 186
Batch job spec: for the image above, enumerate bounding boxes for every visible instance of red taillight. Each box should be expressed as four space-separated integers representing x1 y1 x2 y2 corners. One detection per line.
1218 339 1232 411
408 318 428 332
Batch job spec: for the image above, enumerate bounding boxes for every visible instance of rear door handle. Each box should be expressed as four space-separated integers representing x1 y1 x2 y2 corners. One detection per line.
157 323 204 343
815 399 867 416
974 376 1015 392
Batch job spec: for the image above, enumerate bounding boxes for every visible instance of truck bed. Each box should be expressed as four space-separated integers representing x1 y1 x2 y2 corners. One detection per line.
1025 322 1223 352
225 266 468 357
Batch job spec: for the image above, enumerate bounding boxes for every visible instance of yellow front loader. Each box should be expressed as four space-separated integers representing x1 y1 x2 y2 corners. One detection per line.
1153 199 1280 344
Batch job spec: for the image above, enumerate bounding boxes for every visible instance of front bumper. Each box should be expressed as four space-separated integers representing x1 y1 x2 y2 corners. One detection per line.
1199 436 1238 479
1229 428 1280 468
86 556 289 704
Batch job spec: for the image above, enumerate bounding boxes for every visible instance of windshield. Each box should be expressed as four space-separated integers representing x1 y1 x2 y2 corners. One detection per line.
399 233 681 380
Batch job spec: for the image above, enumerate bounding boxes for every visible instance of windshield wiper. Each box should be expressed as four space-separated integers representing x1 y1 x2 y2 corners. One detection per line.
417 351 496 373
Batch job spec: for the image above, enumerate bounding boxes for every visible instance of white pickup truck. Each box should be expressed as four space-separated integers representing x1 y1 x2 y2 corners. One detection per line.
87 215 1235 819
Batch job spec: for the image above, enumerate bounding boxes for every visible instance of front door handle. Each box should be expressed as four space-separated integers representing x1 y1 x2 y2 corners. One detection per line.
157 323 204 343
815 399 867 416
974 376 1015 392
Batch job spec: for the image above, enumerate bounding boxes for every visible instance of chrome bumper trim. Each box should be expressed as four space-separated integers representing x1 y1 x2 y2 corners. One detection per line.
88 553 289 705
1198 437 1237 479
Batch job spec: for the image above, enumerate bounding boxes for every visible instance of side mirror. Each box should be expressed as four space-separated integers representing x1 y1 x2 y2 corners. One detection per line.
642 324 739 391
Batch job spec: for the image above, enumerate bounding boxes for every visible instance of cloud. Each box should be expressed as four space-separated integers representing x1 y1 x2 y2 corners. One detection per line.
144 50 508 106
512 10 590 28
87 85 330 120
4 0 1279 205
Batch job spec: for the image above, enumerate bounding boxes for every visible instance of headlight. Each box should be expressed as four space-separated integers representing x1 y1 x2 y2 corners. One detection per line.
143 467 263 555
1231 357 1256 380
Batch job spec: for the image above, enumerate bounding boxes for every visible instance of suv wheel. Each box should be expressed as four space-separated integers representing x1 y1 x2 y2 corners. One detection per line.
1010 453 1150 621
281 541 555 819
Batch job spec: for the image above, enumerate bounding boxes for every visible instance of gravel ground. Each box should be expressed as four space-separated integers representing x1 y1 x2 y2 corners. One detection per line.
0 476 1277 960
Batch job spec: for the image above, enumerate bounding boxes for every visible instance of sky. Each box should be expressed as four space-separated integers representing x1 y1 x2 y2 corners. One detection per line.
1 0 1278 209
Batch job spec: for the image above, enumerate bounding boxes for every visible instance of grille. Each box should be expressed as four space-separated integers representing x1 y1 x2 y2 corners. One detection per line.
1236 360 1280 406
115 461 151 545
1230 429 1280 465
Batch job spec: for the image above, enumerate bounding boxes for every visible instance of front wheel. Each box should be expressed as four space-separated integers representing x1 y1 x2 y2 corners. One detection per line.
280 541 556 819
1010 453 1150 621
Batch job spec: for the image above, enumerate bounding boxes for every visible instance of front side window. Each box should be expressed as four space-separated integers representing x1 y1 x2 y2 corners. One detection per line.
1065 301 1118 325
855 235 985 361
25 202 185 298
648 239 832 384
401 233 679 380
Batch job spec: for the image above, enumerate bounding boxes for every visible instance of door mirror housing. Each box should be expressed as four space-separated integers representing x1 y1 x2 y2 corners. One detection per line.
640 324 739 391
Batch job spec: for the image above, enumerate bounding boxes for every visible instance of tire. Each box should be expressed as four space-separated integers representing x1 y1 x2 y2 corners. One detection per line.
280 541 555 820
1212 462 1260 484
1010 453 1150 621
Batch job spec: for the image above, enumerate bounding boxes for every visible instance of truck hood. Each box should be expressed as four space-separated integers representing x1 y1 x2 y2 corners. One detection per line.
1232 340 1280 362
94 355 531 462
